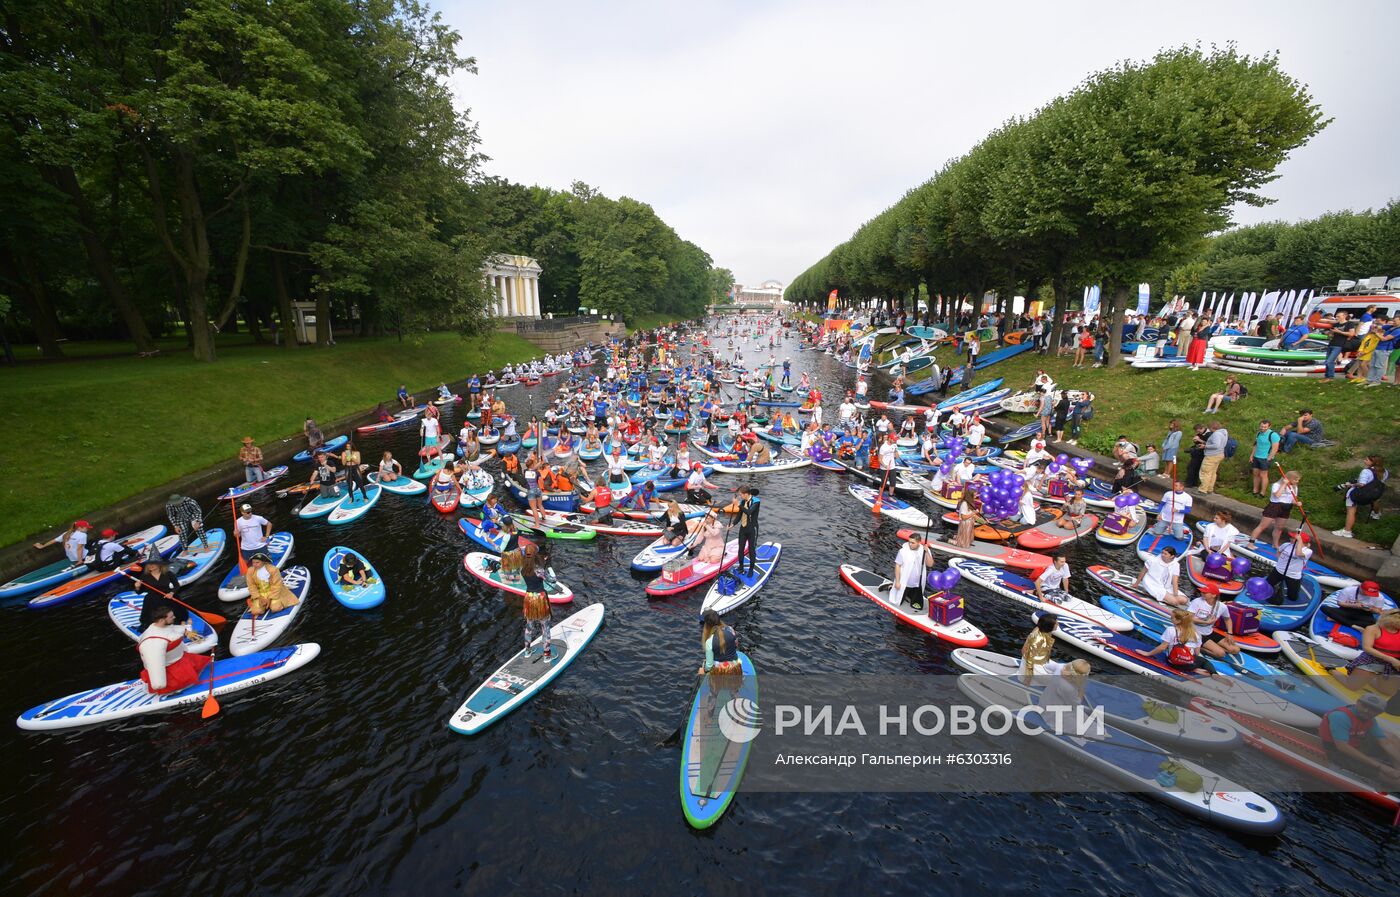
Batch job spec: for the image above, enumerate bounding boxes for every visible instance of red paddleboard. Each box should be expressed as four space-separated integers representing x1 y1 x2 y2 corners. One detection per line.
895 529 1051 577
431 481 462 513
1016 514 1100 551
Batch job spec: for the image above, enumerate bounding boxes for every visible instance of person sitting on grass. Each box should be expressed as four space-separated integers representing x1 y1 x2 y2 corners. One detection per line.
1203 375 1242 414
1279 409 1324 452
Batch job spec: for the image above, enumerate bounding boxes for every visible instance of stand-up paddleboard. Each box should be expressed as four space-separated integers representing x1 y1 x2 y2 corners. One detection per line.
934 378 1006 410
1183 553 1245 596
1307 588 1397 660
218 532 295 602
712 456 811 474
632 531 699 573
1040 614 1320 729
839 564 987 647
1016 514 1099 550
328 483 382 525
847 483 930 527
368 472 427 496
356 407 424 433
448 603 604 735
230 565 311 656
4 525 167 600
701 543 781 616
1135 527 1192 562
1094 513 1148 547
647 540 740 597
939 509 1056 542
323 547 386 610
217 466 290 500
523 511 662 538
1201 704 1399 814
955 676 1284 835
950 649 1241 750
293 435 347 463
28 535 181 609
893 530 1051 577
1195 523 1356 589
680 650 758 829
1231 573 1324 633
459 517 513 553
1098 597 1340 718
108 593 218 653
510 514 598 541
951 559 1134 631
16 644 321 731
1085 565 1280 655
997 421 1044 445
162 529 225 587
463 552 574 604
430 480 462 513
1275 631 1400 729
298 487 346 519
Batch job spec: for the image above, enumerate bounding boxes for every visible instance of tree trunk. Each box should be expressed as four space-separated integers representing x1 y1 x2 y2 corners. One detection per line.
213 201 252 332
1049 273 1070 355
315 290 332 346
3 250 65 357
271 254 297 348
46 164 157 354
1107 283 1129 368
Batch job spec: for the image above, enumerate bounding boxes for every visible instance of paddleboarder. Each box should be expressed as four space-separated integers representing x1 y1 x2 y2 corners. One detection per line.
378 451 403 483
698 609 742 708
1134 609 1213 674
1020 614 1059 683
134 556 184 629
234 504 273 565
1317 694 1400 783
239 436 266 483
165 493 207 547
892 532 932 612
138 602 211 695
245 552 299 615
31 519 92 562
734 486 761 575
521 549 553 661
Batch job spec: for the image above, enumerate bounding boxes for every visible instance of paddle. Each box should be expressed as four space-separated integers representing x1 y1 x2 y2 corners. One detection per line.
116 569 227 628
1274 462 1323 559
872 460 891 516
201 646 221 718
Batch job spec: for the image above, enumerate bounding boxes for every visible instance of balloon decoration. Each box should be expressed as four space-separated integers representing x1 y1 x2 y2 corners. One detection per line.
1055 454 1069 464
1070 457 1094 475
1204 552 1226 572
1244 576 1274 602
1229 557 1252 579
1048 462 1062 474
1114 492 1134 508
927 568 963 592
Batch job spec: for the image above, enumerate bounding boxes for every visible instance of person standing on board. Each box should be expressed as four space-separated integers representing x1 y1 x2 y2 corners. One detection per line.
239 437 266 483
234 504 272 564
165 493 206 548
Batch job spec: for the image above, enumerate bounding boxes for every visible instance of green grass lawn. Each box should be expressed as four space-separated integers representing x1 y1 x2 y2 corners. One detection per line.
902 340 1400 545
628 313 688 333
0 331 541 547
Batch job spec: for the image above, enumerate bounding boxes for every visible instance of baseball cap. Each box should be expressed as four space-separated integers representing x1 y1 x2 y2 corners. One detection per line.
1360 581 1381 597
1296 532 1310 543
1356 694 1386 713
241 504 252 511
101 528 117 537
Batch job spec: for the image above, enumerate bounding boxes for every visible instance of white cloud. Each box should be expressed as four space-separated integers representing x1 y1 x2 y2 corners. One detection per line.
440 0 1400 285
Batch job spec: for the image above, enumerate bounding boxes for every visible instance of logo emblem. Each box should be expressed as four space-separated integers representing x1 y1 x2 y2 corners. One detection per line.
717 696 762 743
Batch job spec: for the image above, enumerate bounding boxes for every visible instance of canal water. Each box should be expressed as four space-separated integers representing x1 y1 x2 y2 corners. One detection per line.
1 325 1392 896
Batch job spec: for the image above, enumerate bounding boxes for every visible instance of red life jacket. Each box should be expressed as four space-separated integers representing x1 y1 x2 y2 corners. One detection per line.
1318 706 1374 748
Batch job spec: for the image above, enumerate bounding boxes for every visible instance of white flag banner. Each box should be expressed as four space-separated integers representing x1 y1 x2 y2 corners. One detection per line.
1197 291 1207 313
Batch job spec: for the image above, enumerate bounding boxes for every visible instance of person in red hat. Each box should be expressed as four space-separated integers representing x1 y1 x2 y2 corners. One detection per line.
32 520 92 564
1263 529 1312 606
1322 580 1390 629
1188 583 1241 660
685 462 718 505
88 527 139 571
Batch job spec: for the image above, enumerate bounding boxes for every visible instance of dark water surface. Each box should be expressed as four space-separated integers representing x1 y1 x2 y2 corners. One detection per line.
2 331 1395 897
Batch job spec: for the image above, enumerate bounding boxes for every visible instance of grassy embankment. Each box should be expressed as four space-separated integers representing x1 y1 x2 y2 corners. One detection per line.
896 340 1400 545
628 313 688 333
0 332 541 547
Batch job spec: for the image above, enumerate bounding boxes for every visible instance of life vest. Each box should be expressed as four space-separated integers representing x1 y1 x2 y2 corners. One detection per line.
1318 706 1374 748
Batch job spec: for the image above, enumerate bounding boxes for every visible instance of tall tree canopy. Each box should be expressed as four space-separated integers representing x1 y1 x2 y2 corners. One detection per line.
0 0 723 359
788 46 1327 365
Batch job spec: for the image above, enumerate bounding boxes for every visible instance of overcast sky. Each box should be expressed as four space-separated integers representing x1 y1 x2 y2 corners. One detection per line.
442 0 1400 287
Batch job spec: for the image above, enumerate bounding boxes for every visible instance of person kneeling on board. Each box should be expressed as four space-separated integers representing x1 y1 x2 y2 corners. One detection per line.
138 598 211 695
1035 659 1095 735
89 528 138 571
337 552 369 589
685 463 719 505
245 553 298 615
1319 694 1400 785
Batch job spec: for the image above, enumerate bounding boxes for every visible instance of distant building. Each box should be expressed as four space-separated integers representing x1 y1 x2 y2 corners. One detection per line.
733 280 785 306
484 254 542 318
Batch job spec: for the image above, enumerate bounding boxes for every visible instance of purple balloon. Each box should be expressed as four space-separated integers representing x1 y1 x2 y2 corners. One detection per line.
1230 556 1252 579
1205 552 1226 571
1244 576 1273 602
1055 453 1069 464
942 568 960 589
1125 493 1141 506
1114 493 1132 508
1048 463 1061 474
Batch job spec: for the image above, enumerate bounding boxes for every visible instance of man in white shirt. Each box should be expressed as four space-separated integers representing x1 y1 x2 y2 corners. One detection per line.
877 436 899 473
1034 556 1072 602
837 399 856 427
1150 481 1193 540
892 534 933 611
235 504 272 563
855 378 869 401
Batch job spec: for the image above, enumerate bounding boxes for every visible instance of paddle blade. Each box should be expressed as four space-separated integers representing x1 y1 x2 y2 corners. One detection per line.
871 496 883 515
201 695 221 718
200 611 229 629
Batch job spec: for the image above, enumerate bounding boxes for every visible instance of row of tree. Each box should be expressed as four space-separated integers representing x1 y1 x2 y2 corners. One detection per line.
1163 202 1400 298
785 47 1328 364
0 0 723 361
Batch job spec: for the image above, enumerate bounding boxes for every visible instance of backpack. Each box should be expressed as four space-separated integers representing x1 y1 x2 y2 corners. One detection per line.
1223 437 1238 460
1237 384 1248 398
